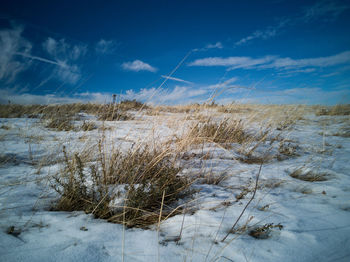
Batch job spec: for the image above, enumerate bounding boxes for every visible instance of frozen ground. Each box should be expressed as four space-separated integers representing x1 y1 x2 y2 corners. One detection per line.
0 111 350 262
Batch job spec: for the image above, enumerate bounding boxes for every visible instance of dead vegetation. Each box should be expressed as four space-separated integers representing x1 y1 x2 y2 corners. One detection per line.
248 223 283 239
51 143 193 228
45 117 75 131
96 104 133 121
316 104 350 116
80 121 97 131
188 118 250 146
290 168 331 182
0 100 146 120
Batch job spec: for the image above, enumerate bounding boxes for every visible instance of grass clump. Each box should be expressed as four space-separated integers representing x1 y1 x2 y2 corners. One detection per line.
45 117 75 131
51 147 111 218
80 121 97 131
97 104 133 121
290 168 330 182
189 118 249 146
249 223 283 239
51 143 192 228
119 99 147 110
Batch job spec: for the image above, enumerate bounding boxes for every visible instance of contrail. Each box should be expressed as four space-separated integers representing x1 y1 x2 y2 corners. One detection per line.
161 75 193 85
14 52 67 68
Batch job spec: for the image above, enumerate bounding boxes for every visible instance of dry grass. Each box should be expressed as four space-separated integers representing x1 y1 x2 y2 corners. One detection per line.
51 142 193 228
0 104 45 118
248 223 283 239
316 104 350 116
45 117 75 131
96 104 133 121
0 101 147 120
118 99 148 111
80 121 97 131
290 168 331 182
332 126 350 138
188 118 250 146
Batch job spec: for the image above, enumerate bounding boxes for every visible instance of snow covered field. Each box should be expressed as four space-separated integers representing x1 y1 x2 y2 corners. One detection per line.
0 106 350 262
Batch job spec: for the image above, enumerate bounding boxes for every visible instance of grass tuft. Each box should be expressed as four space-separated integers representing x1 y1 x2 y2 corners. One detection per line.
188 118 249 146
290 169 330 182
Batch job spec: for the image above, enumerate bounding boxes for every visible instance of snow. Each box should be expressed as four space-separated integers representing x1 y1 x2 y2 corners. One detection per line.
1 112 350 261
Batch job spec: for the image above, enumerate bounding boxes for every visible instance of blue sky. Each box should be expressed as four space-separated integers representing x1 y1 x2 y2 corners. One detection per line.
0 0 350 105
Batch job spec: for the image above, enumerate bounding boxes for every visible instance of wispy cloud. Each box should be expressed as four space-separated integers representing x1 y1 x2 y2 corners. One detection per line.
235 27 280 46
188 55 275 69
235 0 349 46
208 77 238 89
42 37 86 84
95 39 117 54
205 42 223 49
0 24 85 86
42 37 87 61
122 85 209 105
161 75 193 85
121 60 157 72
14 52 63 66
193 42 223 52
302 0 349 22
0 25 32 83
189 51 350 72
260 51 350 69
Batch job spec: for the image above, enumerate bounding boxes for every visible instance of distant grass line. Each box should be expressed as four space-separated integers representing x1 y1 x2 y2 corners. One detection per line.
315 104 350 116
0 99 147 119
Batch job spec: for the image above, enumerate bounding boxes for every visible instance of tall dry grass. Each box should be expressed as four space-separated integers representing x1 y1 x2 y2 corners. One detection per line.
51 139 193 228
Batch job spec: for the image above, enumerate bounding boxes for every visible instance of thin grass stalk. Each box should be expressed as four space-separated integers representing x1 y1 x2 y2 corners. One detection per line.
221 162 263 242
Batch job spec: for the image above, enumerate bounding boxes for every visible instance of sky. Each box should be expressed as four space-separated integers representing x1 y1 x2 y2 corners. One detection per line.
0 0 350 105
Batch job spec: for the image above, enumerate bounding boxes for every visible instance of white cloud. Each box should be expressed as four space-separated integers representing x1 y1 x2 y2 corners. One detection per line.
189 51 350 72
235 0 349 46
122 85 209 105
0 25 32 83
161 75 193 85
121 60 157 72
189 55 275 69
95 39 117 54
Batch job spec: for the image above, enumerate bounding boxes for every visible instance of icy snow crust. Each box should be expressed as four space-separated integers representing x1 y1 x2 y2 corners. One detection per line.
0 113 350 262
